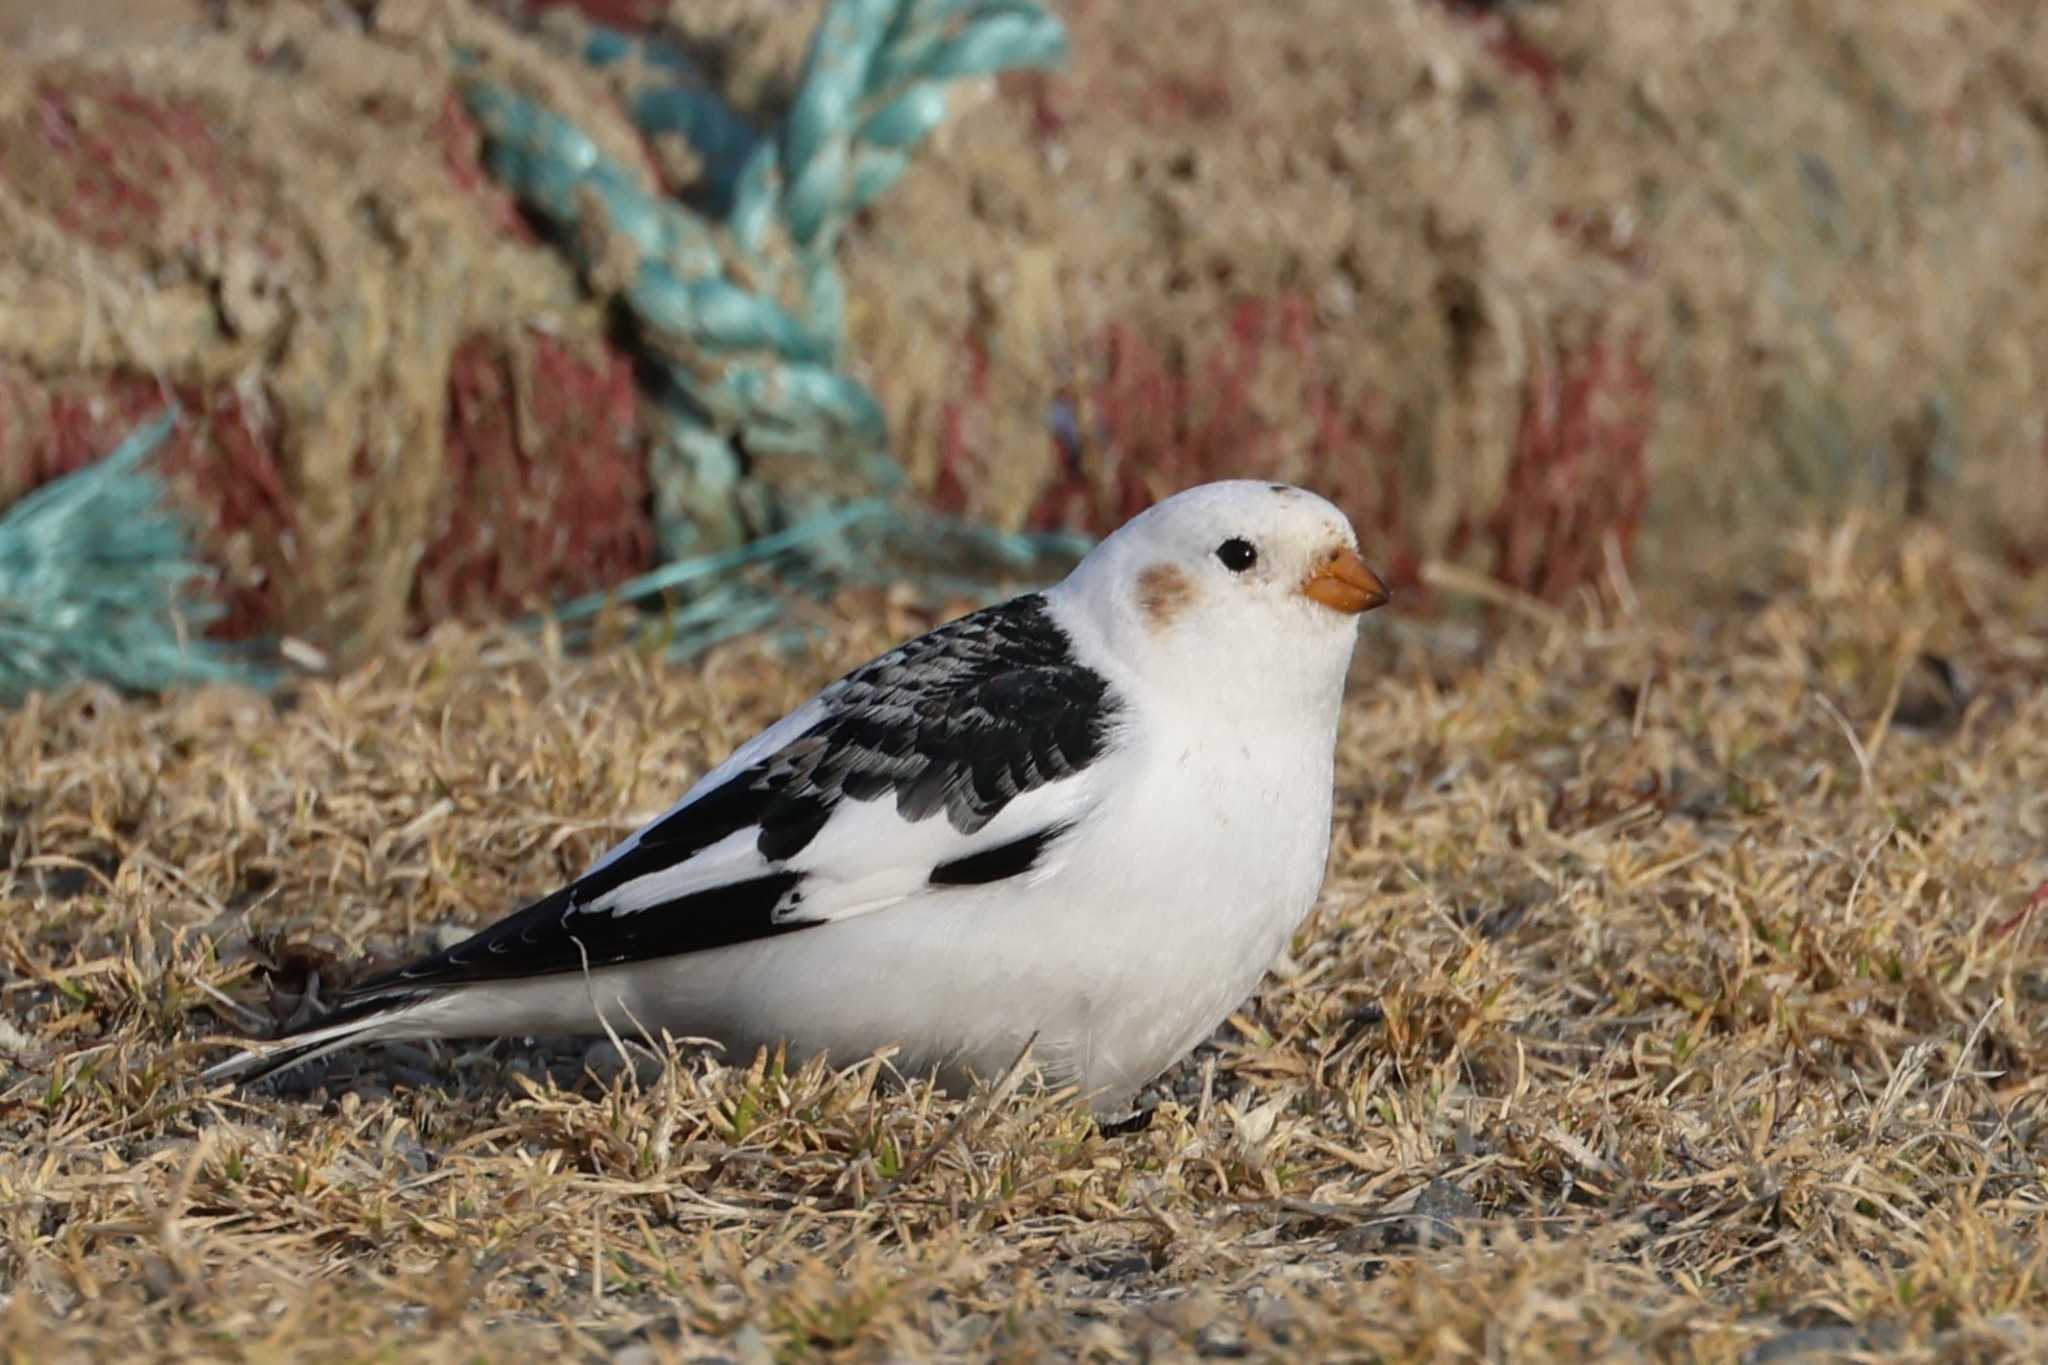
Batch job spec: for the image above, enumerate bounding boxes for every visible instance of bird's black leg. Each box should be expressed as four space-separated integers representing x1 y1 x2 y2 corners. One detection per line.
1097 1106 1156 1138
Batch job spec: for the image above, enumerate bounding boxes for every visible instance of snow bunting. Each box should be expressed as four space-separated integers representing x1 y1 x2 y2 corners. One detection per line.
204 480 1389 1116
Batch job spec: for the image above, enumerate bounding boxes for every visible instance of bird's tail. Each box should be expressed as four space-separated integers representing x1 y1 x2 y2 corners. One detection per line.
200 989 430 1087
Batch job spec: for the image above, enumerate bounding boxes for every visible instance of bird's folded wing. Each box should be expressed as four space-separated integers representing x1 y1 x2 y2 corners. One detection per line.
343 594 1124 995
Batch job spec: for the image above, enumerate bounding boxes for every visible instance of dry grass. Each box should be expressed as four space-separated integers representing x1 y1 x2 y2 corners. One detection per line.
5 523 2048 1361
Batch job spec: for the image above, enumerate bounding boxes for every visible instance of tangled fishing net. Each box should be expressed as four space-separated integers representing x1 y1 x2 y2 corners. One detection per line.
4 0 2046 704
0 410 265 705
0 0 1078 701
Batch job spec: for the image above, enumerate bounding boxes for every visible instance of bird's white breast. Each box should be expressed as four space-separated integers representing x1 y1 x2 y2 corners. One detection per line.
1019 695 1338 1098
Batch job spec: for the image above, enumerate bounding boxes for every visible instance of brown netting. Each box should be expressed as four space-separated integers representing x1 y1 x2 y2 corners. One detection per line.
828 0 2048 593
0 0 659 664
2 0 2044 671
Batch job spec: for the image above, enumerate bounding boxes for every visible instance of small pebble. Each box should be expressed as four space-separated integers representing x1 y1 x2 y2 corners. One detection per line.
583 1040 666 1087
432 925 474 953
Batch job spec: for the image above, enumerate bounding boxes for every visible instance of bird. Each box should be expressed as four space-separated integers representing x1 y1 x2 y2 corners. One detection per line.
203 480 1390 1117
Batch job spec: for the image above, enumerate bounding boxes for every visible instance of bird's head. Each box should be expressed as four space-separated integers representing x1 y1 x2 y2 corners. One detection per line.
1052 480 1389 717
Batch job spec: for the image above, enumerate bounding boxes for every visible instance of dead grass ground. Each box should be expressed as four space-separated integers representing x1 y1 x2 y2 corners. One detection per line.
4 522 2048 1361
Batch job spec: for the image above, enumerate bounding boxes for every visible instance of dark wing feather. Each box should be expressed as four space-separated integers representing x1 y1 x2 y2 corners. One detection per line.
347 872 807 991
642 591 1119 847
338 594 1120 996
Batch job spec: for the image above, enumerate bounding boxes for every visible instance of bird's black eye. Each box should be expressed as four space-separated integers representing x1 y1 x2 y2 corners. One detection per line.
1215 538 1258 572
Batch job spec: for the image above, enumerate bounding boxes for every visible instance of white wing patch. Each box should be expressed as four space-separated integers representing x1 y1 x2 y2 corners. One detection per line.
577 698 830 885
577 748 1105 929
583 826 769 916
777 773 1103 920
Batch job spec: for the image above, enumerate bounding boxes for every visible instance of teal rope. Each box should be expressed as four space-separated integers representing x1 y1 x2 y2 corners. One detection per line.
0 3 1088 705
464 0 1087 662
0 410 270 705
744 0 1069 265
578 27 762 219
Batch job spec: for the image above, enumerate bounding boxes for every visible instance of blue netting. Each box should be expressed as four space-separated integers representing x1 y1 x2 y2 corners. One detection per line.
0 410 272 705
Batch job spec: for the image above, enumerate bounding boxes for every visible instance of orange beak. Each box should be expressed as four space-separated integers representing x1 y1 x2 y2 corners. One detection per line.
1300 545 1390 615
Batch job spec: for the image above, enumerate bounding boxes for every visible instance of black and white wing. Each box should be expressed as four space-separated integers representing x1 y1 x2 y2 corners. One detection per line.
343 593 1126 995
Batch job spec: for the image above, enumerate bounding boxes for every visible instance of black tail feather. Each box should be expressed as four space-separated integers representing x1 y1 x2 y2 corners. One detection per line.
202 988 428 1086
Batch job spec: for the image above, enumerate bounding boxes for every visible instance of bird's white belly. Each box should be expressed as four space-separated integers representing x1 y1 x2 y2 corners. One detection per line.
588 733 1334 1113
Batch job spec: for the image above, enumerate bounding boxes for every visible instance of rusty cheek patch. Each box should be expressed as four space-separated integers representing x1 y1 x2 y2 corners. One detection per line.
1135 562 1196 629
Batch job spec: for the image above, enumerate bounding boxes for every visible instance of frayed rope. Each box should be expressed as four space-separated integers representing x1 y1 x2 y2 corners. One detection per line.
2 0 1088 703
0 409 272 705
464 0 1088 662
